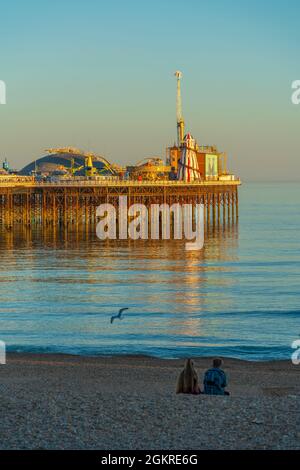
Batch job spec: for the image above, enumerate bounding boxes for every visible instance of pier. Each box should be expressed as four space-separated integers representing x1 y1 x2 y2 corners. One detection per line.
0 178 240 229
0 71 241 232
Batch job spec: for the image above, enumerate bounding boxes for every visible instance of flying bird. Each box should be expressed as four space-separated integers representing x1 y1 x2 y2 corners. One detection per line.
110 308 129 324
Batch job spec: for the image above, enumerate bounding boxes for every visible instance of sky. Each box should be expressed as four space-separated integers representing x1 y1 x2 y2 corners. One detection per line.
0 0 300 180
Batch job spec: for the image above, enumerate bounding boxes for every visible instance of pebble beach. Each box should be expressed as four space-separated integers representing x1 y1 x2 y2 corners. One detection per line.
0 354 299 450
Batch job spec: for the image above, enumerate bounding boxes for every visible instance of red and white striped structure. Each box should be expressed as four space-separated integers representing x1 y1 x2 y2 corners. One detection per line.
177 133 201 182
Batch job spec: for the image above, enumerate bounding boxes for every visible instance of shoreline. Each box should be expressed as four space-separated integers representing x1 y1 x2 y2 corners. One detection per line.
0 353 299 449
5 351 292 363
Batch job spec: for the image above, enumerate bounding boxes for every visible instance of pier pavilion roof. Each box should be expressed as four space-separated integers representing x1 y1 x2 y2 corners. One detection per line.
19 151 113 176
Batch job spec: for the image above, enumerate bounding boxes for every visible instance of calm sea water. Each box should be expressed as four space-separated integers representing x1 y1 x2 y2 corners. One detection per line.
0 182 299 360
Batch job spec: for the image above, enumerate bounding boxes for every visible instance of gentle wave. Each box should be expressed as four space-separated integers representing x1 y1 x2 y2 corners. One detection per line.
6 344 293 361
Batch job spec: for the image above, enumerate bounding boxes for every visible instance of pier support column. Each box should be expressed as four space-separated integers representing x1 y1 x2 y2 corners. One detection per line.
42 191 47 225
235 189 239 220
63 190 67 227
7 192 13 228
206 194 210 228
53 194 57 226
25 192 30 226
212 194 216 227
231 192 235 221
227 192 231 223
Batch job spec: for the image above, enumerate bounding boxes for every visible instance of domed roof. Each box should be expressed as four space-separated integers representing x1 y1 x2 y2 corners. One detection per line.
19 148 115 176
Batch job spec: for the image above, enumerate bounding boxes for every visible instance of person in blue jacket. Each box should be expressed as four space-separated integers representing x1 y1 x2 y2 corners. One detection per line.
203 358 230 395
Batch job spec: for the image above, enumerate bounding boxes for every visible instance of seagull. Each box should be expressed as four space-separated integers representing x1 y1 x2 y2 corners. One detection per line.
110 308 129 324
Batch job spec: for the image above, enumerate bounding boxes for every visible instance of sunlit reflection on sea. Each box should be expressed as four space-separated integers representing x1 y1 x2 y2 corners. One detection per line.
0 183 299 360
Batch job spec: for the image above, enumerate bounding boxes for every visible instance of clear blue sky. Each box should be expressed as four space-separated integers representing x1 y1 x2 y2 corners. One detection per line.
0 0 299 180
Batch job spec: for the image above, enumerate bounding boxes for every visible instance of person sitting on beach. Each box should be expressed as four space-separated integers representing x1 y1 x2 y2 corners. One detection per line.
203 358 230 396
176 359 201 394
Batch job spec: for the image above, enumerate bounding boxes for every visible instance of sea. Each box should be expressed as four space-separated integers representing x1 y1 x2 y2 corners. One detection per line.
0 182 299 361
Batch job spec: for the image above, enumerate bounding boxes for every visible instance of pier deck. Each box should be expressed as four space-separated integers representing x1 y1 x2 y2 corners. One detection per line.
0 179 240 227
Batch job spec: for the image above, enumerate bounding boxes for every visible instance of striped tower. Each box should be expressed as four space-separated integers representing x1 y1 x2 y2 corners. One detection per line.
177 133 201 182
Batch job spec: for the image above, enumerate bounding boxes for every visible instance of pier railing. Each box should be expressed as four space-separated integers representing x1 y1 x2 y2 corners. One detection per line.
0 178 241 188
